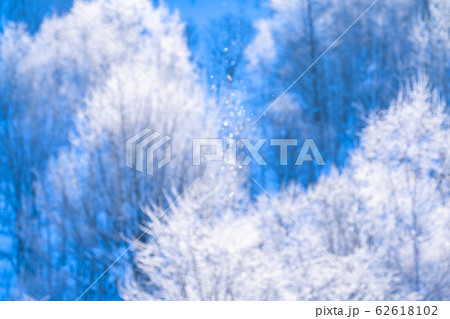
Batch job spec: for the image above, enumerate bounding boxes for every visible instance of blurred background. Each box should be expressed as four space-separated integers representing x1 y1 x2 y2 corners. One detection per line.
0 0 449 300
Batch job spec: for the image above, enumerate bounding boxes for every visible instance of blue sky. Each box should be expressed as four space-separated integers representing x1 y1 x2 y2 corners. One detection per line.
164 0 269 27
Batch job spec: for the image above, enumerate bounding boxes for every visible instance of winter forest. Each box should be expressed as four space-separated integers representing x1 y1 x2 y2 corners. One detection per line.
0 0 449 301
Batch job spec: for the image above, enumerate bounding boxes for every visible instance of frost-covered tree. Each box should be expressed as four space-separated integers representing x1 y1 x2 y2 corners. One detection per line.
305 76 449 300
124 76 449 301
351 76 450 299
245 0 445 187
39 0 216 300
412 0 450 104
0 0 72 33
123 168 345 300
0 0 215 300
120 168 277 301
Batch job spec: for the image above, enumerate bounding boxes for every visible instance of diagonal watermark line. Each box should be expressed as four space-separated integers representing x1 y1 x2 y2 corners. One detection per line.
75 178 201 301
251 178 376 301
73 0 201 127
251 0 380 125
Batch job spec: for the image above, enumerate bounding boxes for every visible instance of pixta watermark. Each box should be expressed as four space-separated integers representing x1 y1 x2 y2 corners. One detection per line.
192 138 324 166
126 129 325 175
126 129 172 176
